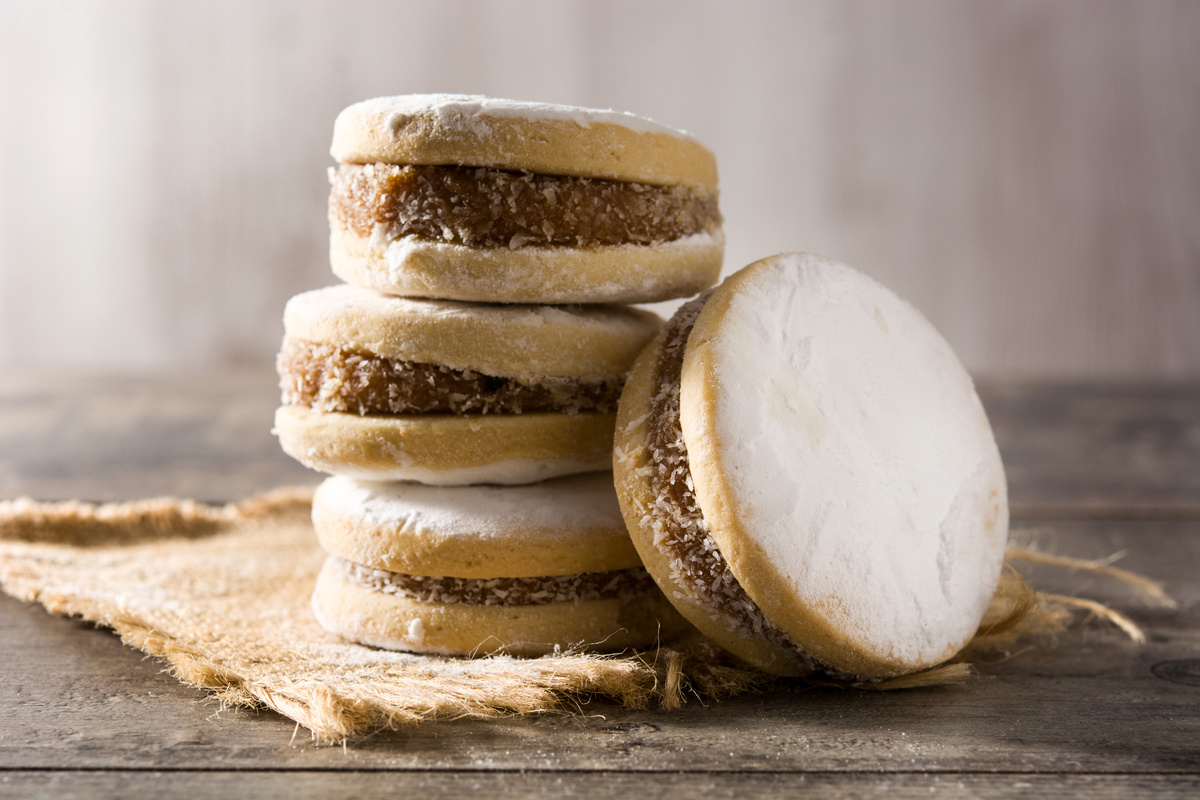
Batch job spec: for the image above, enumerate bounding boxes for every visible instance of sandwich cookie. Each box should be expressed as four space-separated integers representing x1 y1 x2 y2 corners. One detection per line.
614 253 1009 678
311 473 687 655
275 284 660 485
328 94 724 304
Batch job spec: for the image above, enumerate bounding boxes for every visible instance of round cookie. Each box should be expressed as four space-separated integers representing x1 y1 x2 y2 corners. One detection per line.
310 474 687 656
327 94 724 304
613 253 1009 678
312 474 640 578
276 285 659 485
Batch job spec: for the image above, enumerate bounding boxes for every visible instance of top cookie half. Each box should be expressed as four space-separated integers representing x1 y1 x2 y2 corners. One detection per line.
332 94 718 188
328 95 724 304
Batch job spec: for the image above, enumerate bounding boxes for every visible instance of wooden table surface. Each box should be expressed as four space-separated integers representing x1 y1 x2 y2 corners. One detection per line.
1 372 1197 798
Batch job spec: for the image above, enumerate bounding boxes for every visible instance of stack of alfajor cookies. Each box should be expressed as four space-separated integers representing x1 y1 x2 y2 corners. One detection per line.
274 95 723 656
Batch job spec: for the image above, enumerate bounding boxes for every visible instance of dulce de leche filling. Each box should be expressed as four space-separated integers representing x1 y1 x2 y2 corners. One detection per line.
329 164 721 250
339 557 656 606
279 339 621 416
646 295 825 674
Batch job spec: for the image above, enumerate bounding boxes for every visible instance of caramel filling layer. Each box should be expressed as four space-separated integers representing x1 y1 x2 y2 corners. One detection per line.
279 339 621 416
330 164 721 250
339 557 656 606
646 296 824 673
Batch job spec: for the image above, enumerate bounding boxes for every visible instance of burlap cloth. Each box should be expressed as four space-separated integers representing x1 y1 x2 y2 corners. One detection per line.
0 489 1161 742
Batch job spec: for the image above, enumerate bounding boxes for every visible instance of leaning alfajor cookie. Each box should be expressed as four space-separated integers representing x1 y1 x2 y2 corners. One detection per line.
310 473 687 655
275 284 661 485
328 94 723 304
614 253 1009 678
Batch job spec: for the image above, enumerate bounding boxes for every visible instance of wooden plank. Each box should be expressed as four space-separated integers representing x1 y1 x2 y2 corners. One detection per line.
2 373 1198 514
2 771 1198 800
0 370 317 503
977 381 1200 516
1 520 1195 773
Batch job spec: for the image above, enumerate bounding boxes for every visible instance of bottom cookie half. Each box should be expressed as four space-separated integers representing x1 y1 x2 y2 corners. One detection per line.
274 405 616 485
311 557 688 656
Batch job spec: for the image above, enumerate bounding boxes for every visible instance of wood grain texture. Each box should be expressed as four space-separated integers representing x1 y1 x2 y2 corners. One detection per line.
2 772 1199 800
0 1 1197 378
0 370 318 503
980 380 1200 516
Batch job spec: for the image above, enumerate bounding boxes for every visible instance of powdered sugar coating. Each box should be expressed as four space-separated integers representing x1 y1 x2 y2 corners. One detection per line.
317 472 627 545
683 254 1008 672
344 94 696 141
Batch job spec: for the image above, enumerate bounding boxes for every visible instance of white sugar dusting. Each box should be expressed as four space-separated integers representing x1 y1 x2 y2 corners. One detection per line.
316 473 628 544
343 94 696 139
694 254 1008 666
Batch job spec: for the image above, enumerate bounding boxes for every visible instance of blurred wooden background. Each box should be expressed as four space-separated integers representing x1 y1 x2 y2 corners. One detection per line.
0 0 1196 378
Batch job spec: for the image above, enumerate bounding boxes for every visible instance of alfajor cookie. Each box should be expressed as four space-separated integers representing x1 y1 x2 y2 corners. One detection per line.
328 94 723 304
614 253 1009 678
275 284 660 485
310 473 687 655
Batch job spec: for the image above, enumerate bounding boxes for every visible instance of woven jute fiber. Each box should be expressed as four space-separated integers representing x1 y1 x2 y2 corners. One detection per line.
0 489 1159 743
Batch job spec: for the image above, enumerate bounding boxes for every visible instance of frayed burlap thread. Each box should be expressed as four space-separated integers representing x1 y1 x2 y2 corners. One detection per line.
0 491 1161 742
